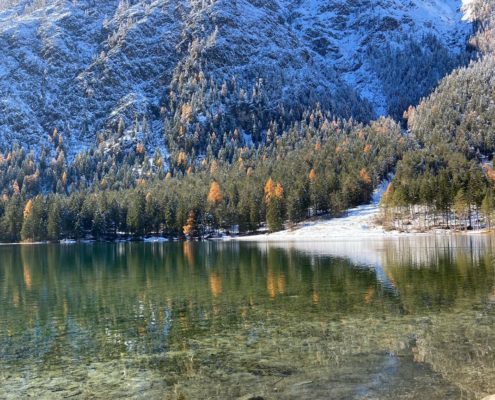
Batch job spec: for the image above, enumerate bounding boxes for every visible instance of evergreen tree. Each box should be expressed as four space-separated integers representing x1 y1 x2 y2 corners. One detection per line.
127 190 146 236
481 190 495 229
1 194 23 242
47 199 62 241
453 189 469 229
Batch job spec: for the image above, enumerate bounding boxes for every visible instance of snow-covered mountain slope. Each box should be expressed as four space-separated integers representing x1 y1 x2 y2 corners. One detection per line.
0 0 471 155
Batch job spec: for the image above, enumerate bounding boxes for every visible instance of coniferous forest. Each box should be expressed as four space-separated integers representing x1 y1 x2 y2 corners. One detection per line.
0 0 493 242
0 116 405 241
381 1 495 231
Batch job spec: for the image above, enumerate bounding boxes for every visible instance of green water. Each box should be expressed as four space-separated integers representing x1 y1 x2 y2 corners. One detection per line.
0 237 494 399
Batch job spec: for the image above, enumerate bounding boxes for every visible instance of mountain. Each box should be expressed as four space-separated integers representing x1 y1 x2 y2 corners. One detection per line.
0 0 471 157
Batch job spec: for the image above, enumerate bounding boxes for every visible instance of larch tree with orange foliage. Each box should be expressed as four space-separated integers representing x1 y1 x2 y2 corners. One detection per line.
21 196 46 242
23 199 33 220
183 210 201 238
207 181 224 230
359 168 372 185
207 181 223 205
264 177 284 232
309 169 317 183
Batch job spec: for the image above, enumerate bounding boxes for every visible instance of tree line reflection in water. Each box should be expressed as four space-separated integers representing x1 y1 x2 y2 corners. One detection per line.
0 238 494 398
1 240 495 347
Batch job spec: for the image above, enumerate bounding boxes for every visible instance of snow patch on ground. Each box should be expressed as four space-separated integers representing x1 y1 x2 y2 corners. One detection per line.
234 180 400 241
234 176 489 242
144 236 169 243
60 239 77 244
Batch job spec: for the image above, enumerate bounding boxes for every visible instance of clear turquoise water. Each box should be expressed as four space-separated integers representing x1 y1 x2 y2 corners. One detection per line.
0 237 494 399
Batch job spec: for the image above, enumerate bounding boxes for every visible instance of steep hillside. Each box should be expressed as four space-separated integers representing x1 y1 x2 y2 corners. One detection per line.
0 0 470 157
383 0 495 232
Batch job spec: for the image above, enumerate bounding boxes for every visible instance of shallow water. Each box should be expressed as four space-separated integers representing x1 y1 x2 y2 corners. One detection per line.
0 236 494 399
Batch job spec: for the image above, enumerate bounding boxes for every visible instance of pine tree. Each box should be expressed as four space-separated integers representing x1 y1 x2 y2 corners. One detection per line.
92 209 106 240
453 189 469 230
2 194 23 242
144 192 158 234
127 190 146 236
481 190 495 229
287 179 309 224
47 200 62 241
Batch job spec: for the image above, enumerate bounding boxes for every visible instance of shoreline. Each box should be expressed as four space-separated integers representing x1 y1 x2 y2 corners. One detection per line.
228 179 493 242
227 222 491 243
0 227 490 246
4 179 493 245
0 229 493 247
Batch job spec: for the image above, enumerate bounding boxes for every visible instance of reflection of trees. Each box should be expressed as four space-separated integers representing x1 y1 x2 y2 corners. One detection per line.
382 236 495 313
0 243 393 367
381 236 495 398
0 240 493 397
209 272 222 298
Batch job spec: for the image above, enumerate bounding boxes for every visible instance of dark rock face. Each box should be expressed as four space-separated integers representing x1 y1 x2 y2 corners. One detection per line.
0 0 470 155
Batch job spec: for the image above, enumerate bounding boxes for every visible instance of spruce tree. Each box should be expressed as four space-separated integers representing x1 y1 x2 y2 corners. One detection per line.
127 190 146 236
47 200 62 241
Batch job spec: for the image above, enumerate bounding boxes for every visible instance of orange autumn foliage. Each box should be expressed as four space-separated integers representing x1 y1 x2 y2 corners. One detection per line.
267 269 276 299
309 169 317 183
23 264 32 289
183 211 196 237
264 177 283 203
264 178 275 202
359 168 372 185
209 273 222 298
207 181 223 205
484 164 495 183
23 199 33 219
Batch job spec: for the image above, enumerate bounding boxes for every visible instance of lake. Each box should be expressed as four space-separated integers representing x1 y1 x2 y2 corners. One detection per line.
0 237 494 399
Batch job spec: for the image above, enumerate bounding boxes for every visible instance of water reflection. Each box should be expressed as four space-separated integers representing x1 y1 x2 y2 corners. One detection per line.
0 238 493 399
